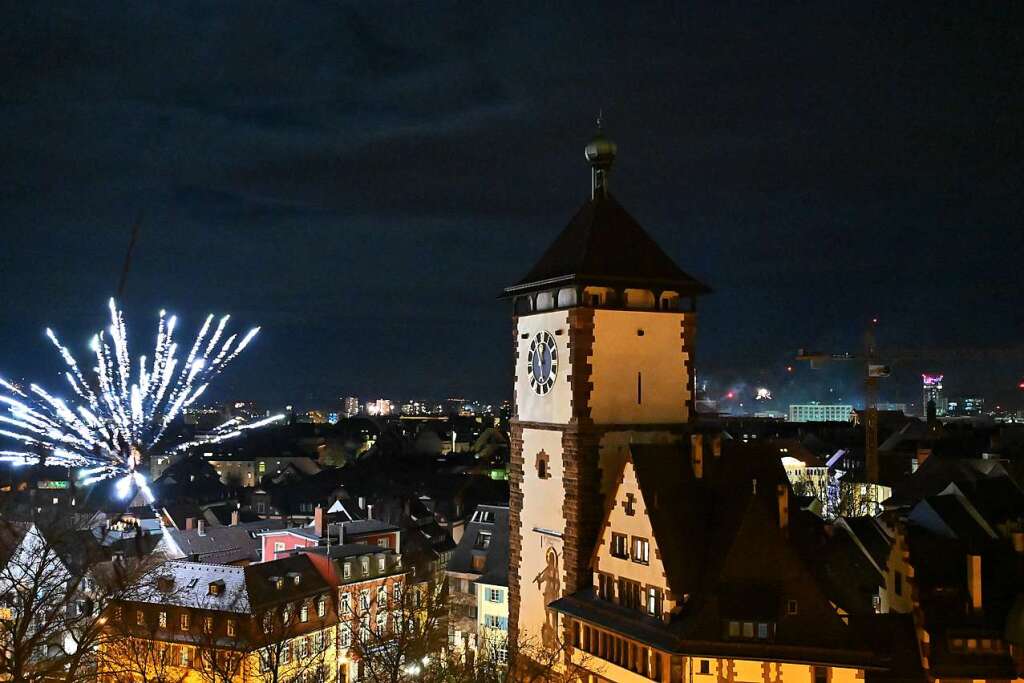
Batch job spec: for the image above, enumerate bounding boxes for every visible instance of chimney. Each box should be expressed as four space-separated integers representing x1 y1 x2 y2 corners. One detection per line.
711 433 722 459
231 509 240 526
186 517 195 531
777 484 789 534
314 506 325 538
367 504 374 520
197 519 206 536
967 554 983 612
690 434 704 479
358 496 366 510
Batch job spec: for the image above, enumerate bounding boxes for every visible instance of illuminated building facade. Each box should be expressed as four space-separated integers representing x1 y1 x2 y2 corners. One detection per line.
504 129 706 654
787 403 854 422
503 134 935 682
922 374 947 417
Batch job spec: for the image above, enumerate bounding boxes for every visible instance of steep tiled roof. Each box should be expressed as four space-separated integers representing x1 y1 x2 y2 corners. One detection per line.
504 194 709 295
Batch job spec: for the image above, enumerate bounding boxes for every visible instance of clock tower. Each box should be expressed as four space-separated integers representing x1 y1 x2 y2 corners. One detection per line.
504 128 709 652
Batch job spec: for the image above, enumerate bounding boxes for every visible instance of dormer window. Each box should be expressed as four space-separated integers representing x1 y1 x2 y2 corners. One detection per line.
475 531 492 549
343 562 352 579
208 580 224 596
360 557 370 575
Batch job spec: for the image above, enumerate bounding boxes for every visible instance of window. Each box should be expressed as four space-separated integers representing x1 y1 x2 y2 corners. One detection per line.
376 612 387 633
378 537 389 548
317 598 327 618
536 451 550 479
340 624 352 648
485 614 509 630
341 592 351 614
360 589 370 611
894 571 903 596
274 541 285 555
698 660 711 675
180 646 191 667
378 556 386 572
281 642 291 665
632 537 650 565
203 616 213 633
136 610 145 626
227 619 236 637
393 582 402 602
787 599 799 615
726 620 774 641
360 557 370 575
180 612 190 630
343 562 352 579
624 492 636 516
313 630 324 652
611 533 628 559
486 588 503 603
597 573 614 600
646 587 661 616
813 667 827 683
492 645 508 664
475 531 492 549
472 555 486 571
618 578 641 610
378 585 387 607
300 604 309 623
159 611 168 628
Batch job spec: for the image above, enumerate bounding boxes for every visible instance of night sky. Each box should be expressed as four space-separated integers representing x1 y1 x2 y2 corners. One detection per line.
1 3 1022 410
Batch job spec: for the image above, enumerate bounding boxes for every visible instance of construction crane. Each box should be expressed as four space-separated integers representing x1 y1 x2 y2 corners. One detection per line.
797 319 888 483
799 324 1024 485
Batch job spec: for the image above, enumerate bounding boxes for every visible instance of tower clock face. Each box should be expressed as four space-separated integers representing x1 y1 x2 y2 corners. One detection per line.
527 331 558 395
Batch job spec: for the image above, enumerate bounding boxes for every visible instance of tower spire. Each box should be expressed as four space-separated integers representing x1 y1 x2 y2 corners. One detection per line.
584 112 617 199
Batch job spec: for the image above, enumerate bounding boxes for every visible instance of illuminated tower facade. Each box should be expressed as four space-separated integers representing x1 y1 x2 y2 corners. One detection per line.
504 129 709 649
922 374 946 417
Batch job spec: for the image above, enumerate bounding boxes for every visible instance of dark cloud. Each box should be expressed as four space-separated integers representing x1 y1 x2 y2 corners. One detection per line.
0 2 1022 407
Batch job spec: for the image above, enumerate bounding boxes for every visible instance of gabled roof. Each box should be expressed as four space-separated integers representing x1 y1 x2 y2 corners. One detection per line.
504 194 710 296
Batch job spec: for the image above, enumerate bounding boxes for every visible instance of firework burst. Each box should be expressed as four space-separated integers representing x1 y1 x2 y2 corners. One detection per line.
0 299 282 502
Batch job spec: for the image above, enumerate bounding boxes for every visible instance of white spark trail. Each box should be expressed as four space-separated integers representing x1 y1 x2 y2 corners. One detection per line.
0 301 283 500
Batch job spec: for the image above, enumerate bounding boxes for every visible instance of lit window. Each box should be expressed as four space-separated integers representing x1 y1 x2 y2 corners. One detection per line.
341 592 351 613
378 586 387 607
360 557 369 575
180 612 190 630
300 604 309 623
378 556 386 572
159 611 167 628
475 532 492 549
317 599 326 618
611 533 628 559
227 619 236 637
486 588 503 603
343 562 352 579
340 624 352 648
360 590 370 610
274 542 285 555
632 537 650 565
136 610 145 626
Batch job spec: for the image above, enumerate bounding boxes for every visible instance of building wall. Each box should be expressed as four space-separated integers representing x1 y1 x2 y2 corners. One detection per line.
515 310 573 425
476 581 509 659
588 309 692 425
593 458 674 613
515 425 566 648
260 532 315 562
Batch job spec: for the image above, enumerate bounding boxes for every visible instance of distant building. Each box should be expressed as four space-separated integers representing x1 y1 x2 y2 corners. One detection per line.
946 396 985 417
365 399 392 417
341 397 360 418
922 374 947 417
876 402 908 414
788 403 854 422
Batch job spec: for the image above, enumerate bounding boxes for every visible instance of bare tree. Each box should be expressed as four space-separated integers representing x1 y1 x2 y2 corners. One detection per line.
0 516 159 683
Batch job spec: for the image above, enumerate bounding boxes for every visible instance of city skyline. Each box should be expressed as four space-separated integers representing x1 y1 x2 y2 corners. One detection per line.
1 4 1022 407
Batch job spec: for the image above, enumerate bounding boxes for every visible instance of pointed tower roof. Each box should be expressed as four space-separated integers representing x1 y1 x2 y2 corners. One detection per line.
504 194 710 296
504 126 710 297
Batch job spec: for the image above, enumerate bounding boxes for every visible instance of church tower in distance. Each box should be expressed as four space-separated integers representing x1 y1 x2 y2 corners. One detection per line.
504 127 710 651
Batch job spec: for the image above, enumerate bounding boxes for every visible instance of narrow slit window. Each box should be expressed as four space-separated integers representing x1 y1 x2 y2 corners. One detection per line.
637 372 642 404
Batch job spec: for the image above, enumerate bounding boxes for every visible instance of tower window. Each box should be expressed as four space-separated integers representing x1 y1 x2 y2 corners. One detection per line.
637 372 642 404
535 451 550 479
